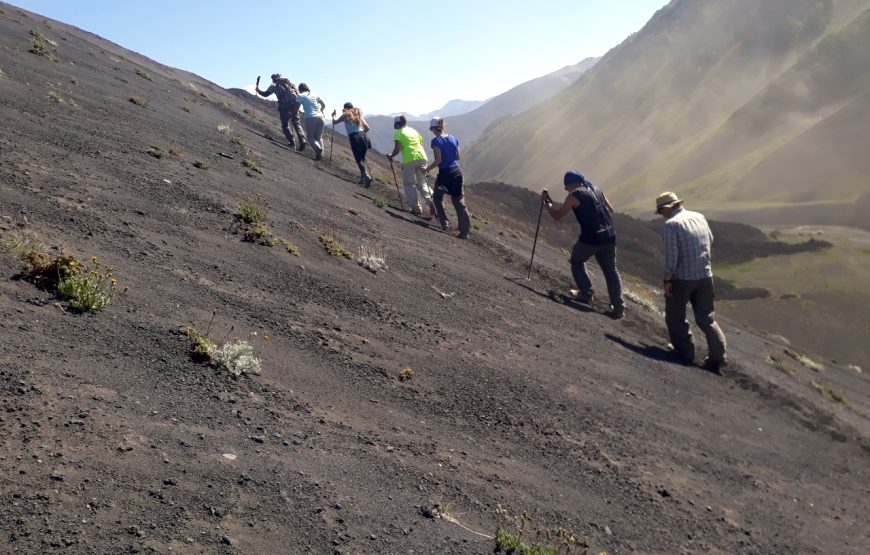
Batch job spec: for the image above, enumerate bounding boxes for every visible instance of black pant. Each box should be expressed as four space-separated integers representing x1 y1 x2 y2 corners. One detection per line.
433 167 471 236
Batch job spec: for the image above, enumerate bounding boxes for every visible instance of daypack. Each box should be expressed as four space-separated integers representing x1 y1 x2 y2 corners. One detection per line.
274 78 298 105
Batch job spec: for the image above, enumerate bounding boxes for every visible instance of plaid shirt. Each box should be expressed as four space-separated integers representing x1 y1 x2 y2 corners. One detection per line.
662 207 714 280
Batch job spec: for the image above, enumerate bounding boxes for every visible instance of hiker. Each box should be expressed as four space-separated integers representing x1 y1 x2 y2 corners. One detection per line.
424 117 471 239
655 192 727 372
254 73 306 150
541 171 625 319
387 115 434 218
296 83 327 160
332 102 373 186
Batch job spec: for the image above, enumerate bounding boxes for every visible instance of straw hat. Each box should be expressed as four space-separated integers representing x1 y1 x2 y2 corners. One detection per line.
655 191 684 214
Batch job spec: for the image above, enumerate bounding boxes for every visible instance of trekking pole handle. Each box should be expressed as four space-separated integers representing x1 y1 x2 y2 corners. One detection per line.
256 76 260 86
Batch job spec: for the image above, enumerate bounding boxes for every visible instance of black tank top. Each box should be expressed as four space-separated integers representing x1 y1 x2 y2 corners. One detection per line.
571 185 616 245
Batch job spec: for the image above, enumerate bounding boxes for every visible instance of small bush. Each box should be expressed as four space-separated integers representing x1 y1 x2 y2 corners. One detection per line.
230 136 245 147
181 326 263 377
784 349 824 371
238 198 267 224
624 284 663 317
129 96 149 107
319 235 353 259
242 159 262 174
243 108 254 116
243 224 276 246
398 367 414 382
358 245 387 273
811 381 847 404
0 67 5 79
168 147 182 157
211 340 262 377
192 160 208 169
29 30 58 61
56 256 121 311
221 101 231 109
0 231 46 261
280 240 300 256
135 68 152 81
764 355 796 376
147 145 163 158
217 123 232 134
372 195 386 208
181 106 191 113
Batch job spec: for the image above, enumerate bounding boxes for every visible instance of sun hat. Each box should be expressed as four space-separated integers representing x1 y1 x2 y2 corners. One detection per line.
655 191 684 213
429 116 443 129
563 170 587 186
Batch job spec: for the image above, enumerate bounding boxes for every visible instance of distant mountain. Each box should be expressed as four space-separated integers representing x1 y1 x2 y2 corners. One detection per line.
361 57 599 155
413 99 487 121
464 0 870 228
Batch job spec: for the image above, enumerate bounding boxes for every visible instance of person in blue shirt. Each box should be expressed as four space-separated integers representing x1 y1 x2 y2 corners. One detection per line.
424 117 471 239
295 83 326 160
332 102 373 186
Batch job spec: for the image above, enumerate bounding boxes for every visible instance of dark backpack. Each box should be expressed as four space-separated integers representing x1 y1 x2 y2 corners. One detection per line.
274 78 297 105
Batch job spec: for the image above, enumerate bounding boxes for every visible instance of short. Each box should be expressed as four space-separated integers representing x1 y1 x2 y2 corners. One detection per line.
435 167 463 196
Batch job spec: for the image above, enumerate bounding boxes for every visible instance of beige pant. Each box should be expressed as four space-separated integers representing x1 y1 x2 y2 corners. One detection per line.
665 277 727 363
401 161 432 213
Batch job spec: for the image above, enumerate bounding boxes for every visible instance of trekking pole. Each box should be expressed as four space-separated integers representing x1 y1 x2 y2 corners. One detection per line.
329 110 336 166
389 159 405 211
527 192 547 280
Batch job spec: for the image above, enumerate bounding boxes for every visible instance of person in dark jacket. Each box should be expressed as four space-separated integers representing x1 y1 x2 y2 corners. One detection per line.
541 170 625 318
254 73 306 150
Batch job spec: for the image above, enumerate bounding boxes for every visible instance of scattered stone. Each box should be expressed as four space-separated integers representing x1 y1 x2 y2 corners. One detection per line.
222 453 237 461
221 535 233 545
605 525 613 536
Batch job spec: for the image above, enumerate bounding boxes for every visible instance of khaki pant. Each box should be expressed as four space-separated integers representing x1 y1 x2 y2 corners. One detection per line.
665 277 727 363
401 161 433 214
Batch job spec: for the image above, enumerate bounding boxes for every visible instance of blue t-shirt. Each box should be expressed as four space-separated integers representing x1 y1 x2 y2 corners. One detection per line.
431 135 460 169
297 92 324 119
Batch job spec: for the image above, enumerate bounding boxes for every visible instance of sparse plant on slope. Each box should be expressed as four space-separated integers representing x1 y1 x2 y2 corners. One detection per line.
320 234 353 259
134 68 152 81
372 195 387 208
1 231 46 261
784 349 824 371
238 197 267 224
192 160 208 169
181 317 265 377
810 381 847 404
29 30 58 61
168 147 182 157
129 96 149 107
47 90 76 106
244 224 276 247
0 67 5 79
242 158 262 174
764 354 796 376
57 256 120 311
493 510 591 555
358 245 387 273
623 282 663 317
217 123 232 134
147 145 164 158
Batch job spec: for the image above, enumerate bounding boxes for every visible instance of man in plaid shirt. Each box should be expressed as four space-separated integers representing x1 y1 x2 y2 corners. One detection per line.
656 192 727 372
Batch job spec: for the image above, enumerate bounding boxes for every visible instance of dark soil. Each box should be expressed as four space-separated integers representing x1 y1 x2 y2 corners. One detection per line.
2 5 869 554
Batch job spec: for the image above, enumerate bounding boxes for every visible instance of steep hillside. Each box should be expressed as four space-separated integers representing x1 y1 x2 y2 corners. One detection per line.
361 58 598 154
464 0 870 227
2 4 870 554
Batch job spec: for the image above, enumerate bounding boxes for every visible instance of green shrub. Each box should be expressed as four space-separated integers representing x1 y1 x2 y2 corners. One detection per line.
242 159 262 174
57 256 119 311
135 68 152 81
129 96 148 107
238 198 267 224
319 235 353 259
372 195 386 208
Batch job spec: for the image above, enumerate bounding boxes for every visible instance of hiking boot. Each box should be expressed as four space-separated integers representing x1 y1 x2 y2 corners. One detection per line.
440 221 451 232
569 289 593 304
364 175 374 188
315 151 323 161
609 305 626 319
666 343 695 365
298 143 306 152
702 357 728 375
457 232 469 239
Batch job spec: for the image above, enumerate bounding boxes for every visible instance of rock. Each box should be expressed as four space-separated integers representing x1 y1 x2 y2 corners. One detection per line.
221 535 233 545
605 526 613 536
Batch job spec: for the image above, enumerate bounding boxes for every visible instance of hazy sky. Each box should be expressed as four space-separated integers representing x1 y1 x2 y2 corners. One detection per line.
11 0 667 115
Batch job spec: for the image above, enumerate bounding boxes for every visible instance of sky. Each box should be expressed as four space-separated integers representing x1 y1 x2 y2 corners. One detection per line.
10 0 668 116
